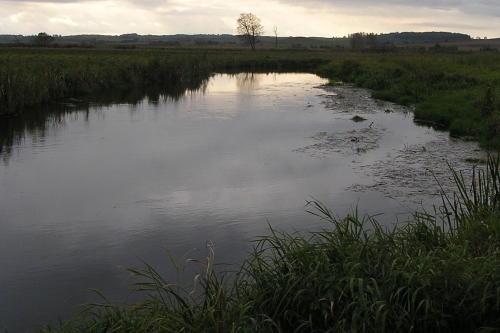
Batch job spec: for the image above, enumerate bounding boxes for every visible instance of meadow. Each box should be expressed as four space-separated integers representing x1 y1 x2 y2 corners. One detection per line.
0 48 212 115
0 47 335 157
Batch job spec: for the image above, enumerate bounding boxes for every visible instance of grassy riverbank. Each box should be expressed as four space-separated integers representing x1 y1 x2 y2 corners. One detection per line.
316 52 500 149
35 155 500 333
0 48 212 115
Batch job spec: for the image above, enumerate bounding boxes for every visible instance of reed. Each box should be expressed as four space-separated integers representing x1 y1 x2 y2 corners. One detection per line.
3 47 499 332
0 48 213 115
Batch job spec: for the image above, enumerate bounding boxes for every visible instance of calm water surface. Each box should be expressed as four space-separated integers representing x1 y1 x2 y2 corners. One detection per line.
0 73 482 331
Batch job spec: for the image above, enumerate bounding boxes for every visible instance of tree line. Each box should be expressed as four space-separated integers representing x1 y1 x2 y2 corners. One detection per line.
12 18 477 51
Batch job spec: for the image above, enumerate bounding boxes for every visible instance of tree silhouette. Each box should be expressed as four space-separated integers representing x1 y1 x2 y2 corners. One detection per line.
236 13 263 51
33 32 55 46
349 32 365 50
348 32 379 50
365 33 379 49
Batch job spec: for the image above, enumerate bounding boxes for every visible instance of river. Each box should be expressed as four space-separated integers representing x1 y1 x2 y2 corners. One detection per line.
0 73 484 331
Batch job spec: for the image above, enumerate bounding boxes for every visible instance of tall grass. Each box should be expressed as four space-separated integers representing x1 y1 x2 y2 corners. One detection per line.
240 202 500 332
37 155 500 333
3 48 499 148
443 154 500 220
439 154 500 257
0 48 213 115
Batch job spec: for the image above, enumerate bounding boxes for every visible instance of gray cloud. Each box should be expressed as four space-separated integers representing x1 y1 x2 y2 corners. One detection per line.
1 0 100 2
275 0 500 17
0 0 499 37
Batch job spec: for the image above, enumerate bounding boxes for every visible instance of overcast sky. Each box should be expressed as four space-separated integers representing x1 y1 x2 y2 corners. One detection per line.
1 0 499 38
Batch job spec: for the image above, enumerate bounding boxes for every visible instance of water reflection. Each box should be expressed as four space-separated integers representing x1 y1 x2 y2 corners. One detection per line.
1 73 333 331
0 73 483 332
0 106 70 157
0 77 211 161
235 72 261 92
1 73 289 159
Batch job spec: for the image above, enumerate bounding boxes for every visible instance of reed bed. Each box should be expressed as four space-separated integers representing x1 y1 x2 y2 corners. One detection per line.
37 155 500 333
0 48 212 115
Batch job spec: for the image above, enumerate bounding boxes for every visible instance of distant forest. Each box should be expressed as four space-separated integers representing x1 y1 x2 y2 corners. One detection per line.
0 31 493 51
377 32 472 43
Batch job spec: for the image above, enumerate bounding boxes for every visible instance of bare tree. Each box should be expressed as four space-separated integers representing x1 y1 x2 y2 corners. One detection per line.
236 13 264 51
273 25 278 51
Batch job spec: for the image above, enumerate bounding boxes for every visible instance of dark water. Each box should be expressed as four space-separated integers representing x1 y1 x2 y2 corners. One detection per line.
0 73 483 331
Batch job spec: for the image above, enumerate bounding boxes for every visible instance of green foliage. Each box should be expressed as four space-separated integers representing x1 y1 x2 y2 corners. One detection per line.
3 48 500 150
348 32 379 51
480 86 498 118
240 199 500 333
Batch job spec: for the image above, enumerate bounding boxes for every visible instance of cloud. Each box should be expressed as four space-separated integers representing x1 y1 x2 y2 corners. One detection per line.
274 0 500 19
49 17 79 26
2 0 100 3
7 11 31 23
0 0 499 37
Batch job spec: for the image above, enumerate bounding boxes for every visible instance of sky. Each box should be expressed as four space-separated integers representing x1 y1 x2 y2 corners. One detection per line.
1 0 499 38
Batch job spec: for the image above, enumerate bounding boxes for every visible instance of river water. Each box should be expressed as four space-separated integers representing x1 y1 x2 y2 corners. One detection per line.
0 73 485 331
